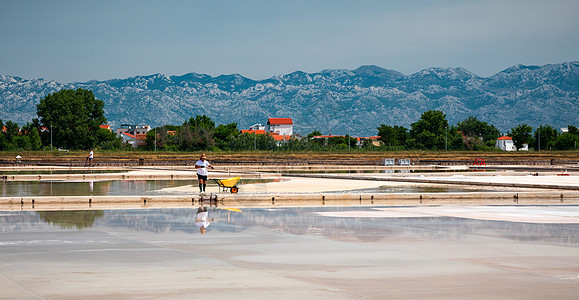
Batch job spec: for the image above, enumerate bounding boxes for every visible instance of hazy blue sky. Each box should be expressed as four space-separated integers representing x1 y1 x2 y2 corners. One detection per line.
1 0 578 83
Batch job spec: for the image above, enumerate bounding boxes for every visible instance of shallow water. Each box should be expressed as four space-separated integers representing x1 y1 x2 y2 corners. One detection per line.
279 169 474 174
0 179 492 197
1 207 579 298
0 178 285 197
0 180 199 197
1 207 577 244
0 170 128 175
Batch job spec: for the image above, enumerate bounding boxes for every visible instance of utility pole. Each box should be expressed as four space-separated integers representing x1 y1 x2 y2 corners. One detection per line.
50 125 53 151
445 127 448 151
538 127 540 151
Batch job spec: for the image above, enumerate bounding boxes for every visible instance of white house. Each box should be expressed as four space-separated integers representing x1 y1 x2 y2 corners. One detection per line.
249 123 266 131
267 118 293 136
495 136 516 151
116 124 151 136
119 132 137 147
495 136 529 151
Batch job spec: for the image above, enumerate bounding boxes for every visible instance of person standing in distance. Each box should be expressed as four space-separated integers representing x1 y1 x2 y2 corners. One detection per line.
88 149 94 167
195 153 213 193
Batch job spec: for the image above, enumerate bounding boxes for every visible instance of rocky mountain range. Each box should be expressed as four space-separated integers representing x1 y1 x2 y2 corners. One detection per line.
1 62 577 136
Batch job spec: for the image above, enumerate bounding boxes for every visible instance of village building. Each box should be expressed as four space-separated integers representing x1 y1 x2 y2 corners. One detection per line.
356 136 381 147
267 118 293 136
249 123 266 131
116 125 150 148
118 132 147 148
495 136 515 151
116 124 151 136
241 129 291 146
240 118 295 146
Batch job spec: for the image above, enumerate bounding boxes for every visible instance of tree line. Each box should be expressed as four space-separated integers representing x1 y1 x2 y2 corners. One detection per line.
377 111 578 151
1 88 577 151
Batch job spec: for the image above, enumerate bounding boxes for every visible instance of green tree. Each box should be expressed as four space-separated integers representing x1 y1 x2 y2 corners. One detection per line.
554 133 578 150
4 120 19 141
307 130 322 139
553 125 578 150
0 120 17 150
377 124 408 148
36 89 107 150
508 124 533 150
214 123 240 150
227 132 276 151
456 116 500 147
534 125 558 151
178 115 216 151
95 127 122 150
185 115 215 130
144 125 180 150
409 110 449 150
447 125 467 151
361 138 376 149
22 122 42 150
0 120 7 150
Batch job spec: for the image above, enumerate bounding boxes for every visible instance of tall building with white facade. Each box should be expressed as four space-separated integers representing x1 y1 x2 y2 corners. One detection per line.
267 118 293 136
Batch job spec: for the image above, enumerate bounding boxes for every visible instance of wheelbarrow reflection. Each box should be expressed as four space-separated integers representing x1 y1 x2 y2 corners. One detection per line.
195 206 242 234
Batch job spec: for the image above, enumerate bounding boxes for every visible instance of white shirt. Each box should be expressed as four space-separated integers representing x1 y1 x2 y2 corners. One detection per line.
89 150 94 159
195 211 210 229
196 159 210 176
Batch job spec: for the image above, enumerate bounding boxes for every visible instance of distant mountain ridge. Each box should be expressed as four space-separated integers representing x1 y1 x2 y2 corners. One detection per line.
0 62 577 136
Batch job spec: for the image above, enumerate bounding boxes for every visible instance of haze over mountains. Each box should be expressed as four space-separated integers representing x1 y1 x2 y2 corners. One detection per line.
0 62 577 136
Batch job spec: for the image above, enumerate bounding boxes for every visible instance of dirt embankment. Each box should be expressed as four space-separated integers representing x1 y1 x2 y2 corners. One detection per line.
1 150 578 166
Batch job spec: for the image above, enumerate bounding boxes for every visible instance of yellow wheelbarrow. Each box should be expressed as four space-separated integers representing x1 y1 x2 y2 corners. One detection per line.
214 177 241 193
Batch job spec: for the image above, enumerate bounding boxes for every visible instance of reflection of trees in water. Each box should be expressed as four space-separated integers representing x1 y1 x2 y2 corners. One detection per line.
37 210 104 230
4 208 578 246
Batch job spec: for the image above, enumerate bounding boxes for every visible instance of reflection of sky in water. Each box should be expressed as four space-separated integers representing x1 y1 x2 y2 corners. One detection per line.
0 180 492 197
0 180 200 197
1 170 127 175
0 179 285 197
1 207 578 246
352 185 495 193
279 169 475 174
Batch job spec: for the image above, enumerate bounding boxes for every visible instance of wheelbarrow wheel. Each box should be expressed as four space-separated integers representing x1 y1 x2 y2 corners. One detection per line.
230 186 239 194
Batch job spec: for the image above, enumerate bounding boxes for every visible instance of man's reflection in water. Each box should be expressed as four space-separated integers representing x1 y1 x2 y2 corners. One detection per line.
195 206 213 234
195 204 240 234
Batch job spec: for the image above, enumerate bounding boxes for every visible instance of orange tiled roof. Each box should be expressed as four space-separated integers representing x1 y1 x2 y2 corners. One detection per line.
497 136 512 140
241 130 267 134
267 118 293 125
312 135 345 139
271 133 291 141
121 132 136 139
